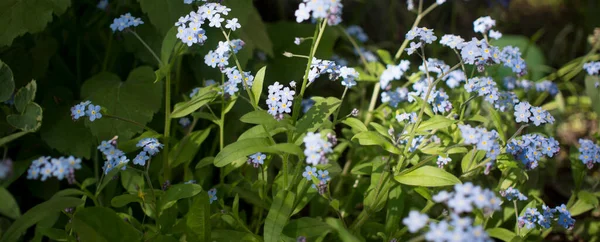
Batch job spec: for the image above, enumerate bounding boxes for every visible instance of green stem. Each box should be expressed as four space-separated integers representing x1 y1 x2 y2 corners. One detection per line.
129 30 163 67
103 114 159 133
163 66 172 181
332 87 349 125
514 200 521 236
144 159 158 221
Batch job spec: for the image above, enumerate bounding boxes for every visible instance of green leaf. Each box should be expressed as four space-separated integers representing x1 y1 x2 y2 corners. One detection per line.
171 87 219 118
187 192 211 242
137 0 192 35
325 218 361 242
376 49 393 65
251 66 267 107
416 115 455 132
585 75 600 118
578 191 599 206
240 110 279 126
214 138 303 167
159 184 203 211
0 0 71 47
569 199 595 216
7 102 43 132
384 185 404 235
36 228 68 241
111 194 142 208
0 187 20 219
394 166 461 187
195 156 214 170
492 35 546 80
223 0 273 56
295 97 341 137
170 128 211 167
81 66 163 140
342 118 368 132
0 131 27 147
488 106 507 143
14 80 37 113
238 125 287 141
283 217 332 239
161 26 179 65
211 230 262 242
486 228 517 242
120 169 144 193
461 149 486 173
0 60 15 102
71 207 142 242
264 190 296 242
0 197 83 242
352 131 401 154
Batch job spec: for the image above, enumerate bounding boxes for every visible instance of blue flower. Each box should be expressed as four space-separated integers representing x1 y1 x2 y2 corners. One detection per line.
302 166 316 181
133 151 149 166
317 170 330 182
179 117 191 127
40 163 54 181
71 104 86 120
248 152 266 167
500 187 528 201
208 188 217 204
110 13 144 32
436 156 451 168
65 156 82 170
86 104 102 121
557 211 575 229
402 211 429 233
425 221 450 242
97 140 112 153
116 156 129 170
514 102 531 123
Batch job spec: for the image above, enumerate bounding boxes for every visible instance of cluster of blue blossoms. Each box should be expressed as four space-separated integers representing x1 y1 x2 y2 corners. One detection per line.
247 152 266 168
208 188 217 204
503 77 559 96
27 156 82 182
584 61 600 76
303 132 335 165
465 77 519 112
0 159 12 179
519 204 575 230
459 124 501 161
295 0 343 26
499 187 528 201
513 101 555 126
302 166 331 194
221 66 254 96
395 112 417 124
346 25 368 43
578 139 600 169
109 13 144 32
402 183 498 241
406 77 453 114
379 60 411 89
175 3 239 46
506 134 559 170
307 58 359 88
204 40 244 69
98 137 163 174
267 82 295 120
406 27 438 54
71 101 103 122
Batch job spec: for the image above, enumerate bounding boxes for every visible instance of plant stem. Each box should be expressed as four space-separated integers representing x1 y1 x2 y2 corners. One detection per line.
332 87 349 125
129 30 163 67
514 200 521 236
144 158 158 225
163 66 172 181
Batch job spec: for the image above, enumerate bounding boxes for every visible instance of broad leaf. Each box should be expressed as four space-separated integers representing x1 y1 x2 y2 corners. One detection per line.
325 218 361 242
342 117 368 132
120 169 144 193
394 166 461 187
211 230 262 242
352 131 401 154
0 0 71 47
283 217 332 239
0 197 83 242
187 192 211 242
0 187 20 219
14 80 37 113
376 49 393 65
7 102 43 132
111 194 143 208
295 97 341 138
214 138 303 167
416 115 455 132
264 190 295 242
251 66 267 107
137 0 192 35
486 228 517 242
0 60 15 102
81 66 163 140
170 128 211 167
159 184 203 211
71 207 142 242
384 185 404 235
161 26 179 65
240 110 279 126
171 87 219 118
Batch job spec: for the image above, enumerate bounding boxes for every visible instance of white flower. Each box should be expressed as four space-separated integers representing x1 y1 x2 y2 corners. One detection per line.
295 3 311 23
402 211 429 233
209 14 224 28
225 18 241 31
489 29 502 40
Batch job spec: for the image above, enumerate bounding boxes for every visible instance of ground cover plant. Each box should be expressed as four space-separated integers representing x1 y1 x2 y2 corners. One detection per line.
0 0 599 241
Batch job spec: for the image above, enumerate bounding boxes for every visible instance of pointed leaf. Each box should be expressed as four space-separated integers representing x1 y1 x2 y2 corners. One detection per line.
394 166 461 187
170 127 211 167
283 217 332 239
0 187 20 219
352 131 401 154
416 115 455 132
187 191 211 242
0 60 15 102
251 66 267 107
295 97 341 137
159 184 203 211
214 138 302 167
486 228 517 242
264 190 296 242
342 117 368 132
14 80 37 113
71 207 142 242
171 87 218 118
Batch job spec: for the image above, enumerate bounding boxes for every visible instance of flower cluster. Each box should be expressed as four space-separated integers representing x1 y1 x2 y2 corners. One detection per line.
110 13 144 32
464 77 518 112
518 204 575 230
183 0 207 4
27 156 81 182
503 78 559 96
584 61 600 75
247 152 266 168
175 3 235 46
406 77 453 114
577 138 600 169
294 0 343 26
220 66 253 96
381 87 408 108
424 214 492 242
97 139 128 174
302 166 331 195
354 47 378 62
402 211 429 233
433 182 502 214
204 40 245 69
135 138 164 166
71 101 103 122
307 58 359 88
445 70 466 88
303 132 334 165
459 124 501 160
513 101 554 126
0 159 12 179
437 156 452 168
97 0 108 10
379 61 411 89
267 82 295 119
506 134 559 170
208 188 217 204
499 187 528 201
406 27 438 54
395 112 417 124
346 25 368 43
473 16 502 40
